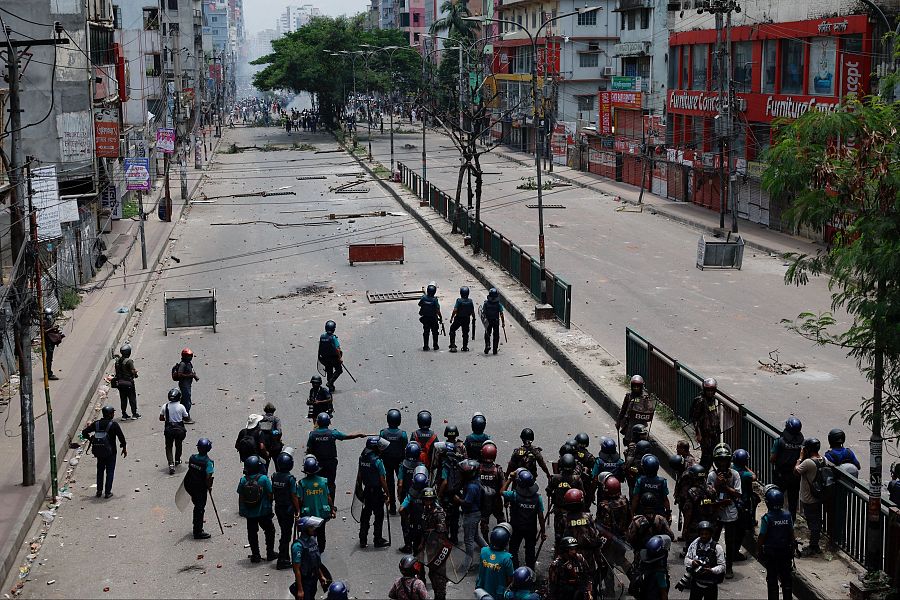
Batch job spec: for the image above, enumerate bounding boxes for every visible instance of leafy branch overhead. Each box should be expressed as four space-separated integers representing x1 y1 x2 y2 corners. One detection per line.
763 96 900 439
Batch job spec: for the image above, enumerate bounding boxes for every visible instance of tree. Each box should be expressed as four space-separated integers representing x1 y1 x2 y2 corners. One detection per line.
429 0 476 42
252 16 421 127
761 95 900 573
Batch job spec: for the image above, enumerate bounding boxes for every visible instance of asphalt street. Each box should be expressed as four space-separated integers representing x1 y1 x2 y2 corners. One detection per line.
13 126 771 599
365 127 878 473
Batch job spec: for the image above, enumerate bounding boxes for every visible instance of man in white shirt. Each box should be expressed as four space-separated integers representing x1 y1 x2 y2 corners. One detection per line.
160 388 189 475
684 521 726 600
706 445 742 579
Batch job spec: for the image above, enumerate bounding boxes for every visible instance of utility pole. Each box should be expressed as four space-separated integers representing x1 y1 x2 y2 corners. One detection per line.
725 8 738 233
174 41 188 202
714 8 725 230
4 26 68 487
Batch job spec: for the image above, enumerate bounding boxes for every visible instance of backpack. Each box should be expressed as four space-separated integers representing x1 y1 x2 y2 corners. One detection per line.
91 421 115 459
810 458 835 500
241 474 264 507
237 429 258 458
171 362 181 382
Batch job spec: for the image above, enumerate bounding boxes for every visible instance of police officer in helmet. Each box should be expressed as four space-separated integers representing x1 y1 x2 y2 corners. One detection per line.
617 375 658 446
307 375 333 424
272 451 300 569
317 320 343 392
449 286 476 352
476 523 515 598
306 412 366 499
379 409 408 515
184 438 214 539
418 284 443 351
356 436 392 549
481 288 505 355
507 428 551 481
758 486 794 600
548 536 593 600
501 468 546 570
769 417 804 519
689 378 722 469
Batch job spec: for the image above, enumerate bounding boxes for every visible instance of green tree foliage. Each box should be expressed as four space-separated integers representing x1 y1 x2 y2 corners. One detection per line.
762 97 900 441
429 0 476 42
252 15 422 127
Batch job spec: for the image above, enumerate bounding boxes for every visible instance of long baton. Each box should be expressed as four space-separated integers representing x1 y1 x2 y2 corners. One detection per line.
209 489 225 534
342 363 358 383
502 324 508 343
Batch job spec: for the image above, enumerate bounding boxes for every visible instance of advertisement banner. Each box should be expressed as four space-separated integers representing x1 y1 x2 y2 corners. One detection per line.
156 128 176 154
124 158 151 191
599 92 612 135
101 184 122 220
57 111 92 162
31 166 63 240
667 89 841 122
550 121 576 165
611 76 641 91
840 52 871 98
94 107 120 158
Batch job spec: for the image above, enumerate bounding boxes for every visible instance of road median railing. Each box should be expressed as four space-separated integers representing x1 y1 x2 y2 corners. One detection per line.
626 325 897 572
399 163 572 327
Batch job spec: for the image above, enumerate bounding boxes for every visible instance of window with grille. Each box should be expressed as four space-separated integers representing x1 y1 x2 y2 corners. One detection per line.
577 11 596 26
576 95 595 111
579 52 599 68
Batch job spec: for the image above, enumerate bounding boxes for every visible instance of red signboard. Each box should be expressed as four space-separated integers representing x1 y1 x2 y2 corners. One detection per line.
598 91 642 135
94 107 120 158
840 52 871 98
667 89 845 123
599 92 612 135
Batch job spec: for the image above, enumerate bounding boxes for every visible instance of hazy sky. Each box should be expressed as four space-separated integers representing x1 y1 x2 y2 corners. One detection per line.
244 0 370 35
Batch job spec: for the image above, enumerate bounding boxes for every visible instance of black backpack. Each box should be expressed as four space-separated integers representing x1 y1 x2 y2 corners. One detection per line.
91 421 114 459
237 429 257 458
810 458 836 500
241 474 264 507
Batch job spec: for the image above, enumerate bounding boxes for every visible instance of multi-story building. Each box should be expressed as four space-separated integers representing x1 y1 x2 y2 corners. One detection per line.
204 0 230 51
3 0 123 286
665 0 882 228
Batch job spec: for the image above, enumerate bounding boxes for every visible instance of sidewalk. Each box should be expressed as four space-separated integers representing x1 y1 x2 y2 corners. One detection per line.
0 150 218 584
351 141 861 600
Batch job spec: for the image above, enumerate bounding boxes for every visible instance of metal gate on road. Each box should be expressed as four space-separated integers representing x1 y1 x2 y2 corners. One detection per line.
164 289 217 335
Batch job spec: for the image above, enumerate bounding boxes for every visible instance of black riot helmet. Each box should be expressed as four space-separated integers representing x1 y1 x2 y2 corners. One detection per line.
460 286 470 298
417 410 432 429
444 424 460 440
325 320 336 333
559 453 576 471
119 343 132 358
635 440 653 458
488 288 499 299
386 409 402 428
471 413 487 434
574 433 590 448
167 388 182 402
101 405 115 419
520 428 535 443
828 428 845 448
426 284 437 297
803 437 821 453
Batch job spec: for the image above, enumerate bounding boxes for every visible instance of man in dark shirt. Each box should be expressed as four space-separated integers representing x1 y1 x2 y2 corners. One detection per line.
82 405 127 498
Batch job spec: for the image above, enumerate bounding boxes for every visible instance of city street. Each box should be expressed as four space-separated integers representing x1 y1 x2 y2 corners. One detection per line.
9 125 772 599
365 127 876 472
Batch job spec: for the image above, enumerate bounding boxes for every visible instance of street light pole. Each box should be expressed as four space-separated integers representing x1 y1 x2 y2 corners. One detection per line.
466 7 600 306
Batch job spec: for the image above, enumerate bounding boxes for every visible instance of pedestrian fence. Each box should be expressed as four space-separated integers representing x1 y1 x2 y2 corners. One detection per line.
626 325 897 571
398 163 572 328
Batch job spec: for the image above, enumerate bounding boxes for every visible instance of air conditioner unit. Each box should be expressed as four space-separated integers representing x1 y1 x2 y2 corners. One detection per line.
602 66 614 76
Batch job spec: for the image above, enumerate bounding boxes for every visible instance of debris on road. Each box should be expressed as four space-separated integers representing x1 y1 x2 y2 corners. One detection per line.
758 350 807 375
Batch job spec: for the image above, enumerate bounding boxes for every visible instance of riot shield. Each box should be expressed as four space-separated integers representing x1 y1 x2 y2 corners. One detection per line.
175 480 191 512
350 484 363 523
596 521 633 572
419 531 470 584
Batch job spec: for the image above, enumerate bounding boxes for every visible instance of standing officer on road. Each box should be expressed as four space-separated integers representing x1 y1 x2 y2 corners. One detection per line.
548 536 593 600
380 409 408 514
708 444 742 578
298 456 334 551
448 286 476 352
683 521 726 600
421 486 450 600
631 455 671 518
318 320 343 392
506 428 551 482
83 405 127 498
237 455 276 563
616 375 657 447
481 288 505 355
418 283 443 351
272 452 300 569
410 410 439 470
546 453 585 543
689 378 722 468
184 438 214 539
476 524 515 599
758 487 794 600
306 412 366 499
307 376 333 424
43 308 63 380
291 516 327 600
770 417 804 520
160 388 188 475
465 413 490 459
173 348 199 423
501 469 545 570
596 475 631 538
113 343 141 420
356 436 392 549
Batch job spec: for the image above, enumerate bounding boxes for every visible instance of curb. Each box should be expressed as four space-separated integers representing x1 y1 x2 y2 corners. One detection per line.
0 154 214 587
491 149 793 258
348 143 829 600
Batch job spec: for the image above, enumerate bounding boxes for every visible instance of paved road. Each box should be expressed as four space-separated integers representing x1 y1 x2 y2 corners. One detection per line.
12 126 771 599
365 127 876 474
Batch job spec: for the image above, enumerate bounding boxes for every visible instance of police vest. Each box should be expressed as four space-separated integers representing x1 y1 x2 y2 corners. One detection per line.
626 394 656 425
455 298 475 319
295 535 321 577
761 510 793 553
692 541 721 584
379 428 406 461
575 449 595 470
479 463 502 508
185 454 209 492
419 296 438 318
318 333 338 362
640 476 667 506
400 459 421 495
551 477 575 505
308 429 338 461
775 432 804 474
271 472 295 509
510 490 540 528
359 450 382 488
406 494 425 531
465 434 487 460
511 446 538 475
482 299 501 320
442 455 463 496
597 452 623 476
